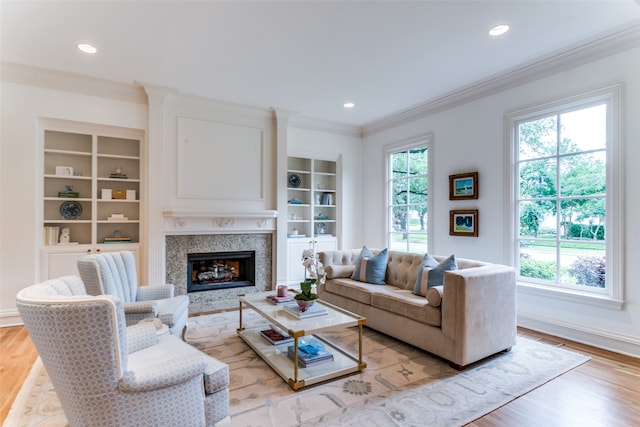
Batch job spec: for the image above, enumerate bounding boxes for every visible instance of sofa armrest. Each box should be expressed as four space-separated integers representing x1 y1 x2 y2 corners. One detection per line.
325 264 355 279
136 284 175 300
441 265 517 365
119 352 207 392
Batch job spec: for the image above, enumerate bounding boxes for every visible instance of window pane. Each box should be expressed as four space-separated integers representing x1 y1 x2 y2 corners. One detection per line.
408 176 427 205
518 201 552 238
392 206 408 233
408 234 428 253
559 198 606 241
560 242 606 288
519 158 557 199
408 146 427 174
391 152 407 179
389 232 407 251
518 116 557 160
392 178 408 205
519 240 557 281
560 105 606 154
559 152 606 197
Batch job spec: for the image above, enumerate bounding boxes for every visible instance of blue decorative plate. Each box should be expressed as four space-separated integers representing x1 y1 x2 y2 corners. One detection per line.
288 174 301 188
60 201 82 220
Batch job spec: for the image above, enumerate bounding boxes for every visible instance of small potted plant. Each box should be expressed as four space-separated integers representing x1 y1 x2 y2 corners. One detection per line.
295 248 326 312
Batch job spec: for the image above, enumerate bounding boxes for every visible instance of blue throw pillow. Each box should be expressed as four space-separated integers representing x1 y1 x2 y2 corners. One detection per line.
351 246 388 285
413 254 457 296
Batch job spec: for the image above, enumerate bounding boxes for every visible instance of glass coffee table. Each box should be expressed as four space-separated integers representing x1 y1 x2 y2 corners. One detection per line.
237 291 367 391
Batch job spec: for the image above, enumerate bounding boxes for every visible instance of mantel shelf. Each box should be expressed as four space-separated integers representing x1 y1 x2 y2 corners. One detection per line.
162 209 278 219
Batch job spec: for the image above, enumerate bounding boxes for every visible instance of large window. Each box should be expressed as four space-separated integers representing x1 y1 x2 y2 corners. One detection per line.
387 138 431 253
508 86 622 301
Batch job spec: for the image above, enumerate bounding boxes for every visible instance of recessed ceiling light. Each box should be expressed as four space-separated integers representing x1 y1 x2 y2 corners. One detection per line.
343 102 355 108
489 24 510 36
77 43 97 54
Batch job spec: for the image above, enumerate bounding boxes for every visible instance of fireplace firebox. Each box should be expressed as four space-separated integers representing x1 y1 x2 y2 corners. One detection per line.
187 251 255 292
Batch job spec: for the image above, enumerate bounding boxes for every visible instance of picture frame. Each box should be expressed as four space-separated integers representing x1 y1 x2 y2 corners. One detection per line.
449 172 478 200
449 209 479 237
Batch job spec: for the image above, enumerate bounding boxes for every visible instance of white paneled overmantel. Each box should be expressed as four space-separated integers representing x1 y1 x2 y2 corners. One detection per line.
142 83 278 288
162 209 277 234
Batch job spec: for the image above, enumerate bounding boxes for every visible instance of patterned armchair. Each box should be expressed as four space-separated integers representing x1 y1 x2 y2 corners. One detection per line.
77 251 189 336
16 276 230 427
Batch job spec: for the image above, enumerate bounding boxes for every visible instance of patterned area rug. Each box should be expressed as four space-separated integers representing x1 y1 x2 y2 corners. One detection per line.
5 309 589 427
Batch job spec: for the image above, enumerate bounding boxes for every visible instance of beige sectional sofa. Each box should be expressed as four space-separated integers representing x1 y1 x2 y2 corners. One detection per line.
317 249 517 369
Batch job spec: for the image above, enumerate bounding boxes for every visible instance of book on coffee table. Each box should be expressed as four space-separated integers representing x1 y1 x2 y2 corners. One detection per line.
259 328 294 346
266 294 295 304
287 345 334 367
283 303 327 319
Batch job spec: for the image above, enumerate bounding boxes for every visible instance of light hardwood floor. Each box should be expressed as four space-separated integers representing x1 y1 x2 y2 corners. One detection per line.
1 325 639 425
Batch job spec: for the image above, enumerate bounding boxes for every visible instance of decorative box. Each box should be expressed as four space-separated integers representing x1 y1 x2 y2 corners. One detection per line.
112 189 126 199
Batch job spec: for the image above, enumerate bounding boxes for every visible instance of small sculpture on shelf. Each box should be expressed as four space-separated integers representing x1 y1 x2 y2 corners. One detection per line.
110 166 128 179
59 227 70 244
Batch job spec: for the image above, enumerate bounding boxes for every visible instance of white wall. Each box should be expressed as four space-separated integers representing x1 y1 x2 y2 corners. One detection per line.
362 48 640 356
0 77 148 325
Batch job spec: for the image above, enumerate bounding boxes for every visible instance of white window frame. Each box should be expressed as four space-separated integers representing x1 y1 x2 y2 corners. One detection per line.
385 134 434 253
504 85 624 309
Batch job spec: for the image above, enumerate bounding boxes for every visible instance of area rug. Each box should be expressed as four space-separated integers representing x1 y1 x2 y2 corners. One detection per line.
5 309 590 427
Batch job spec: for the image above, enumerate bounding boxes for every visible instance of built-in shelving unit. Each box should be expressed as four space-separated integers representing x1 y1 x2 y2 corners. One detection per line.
286 156 339 284
40 121 144 279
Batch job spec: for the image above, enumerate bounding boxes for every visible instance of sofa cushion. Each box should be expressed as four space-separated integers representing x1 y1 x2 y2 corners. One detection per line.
351 246 388 285
371 290 441 327
413 254 457 297
325 278 397 305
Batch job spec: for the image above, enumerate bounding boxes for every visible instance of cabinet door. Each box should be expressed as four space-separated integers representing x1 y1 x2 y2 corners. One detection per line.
315 238 337 254
43 250 87 279
43 245 139 280
287 239 312 284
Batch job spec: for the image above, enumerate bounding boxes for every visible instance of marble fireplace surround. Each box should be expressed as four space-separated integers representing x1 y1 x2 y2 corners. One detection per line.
163 210 277 314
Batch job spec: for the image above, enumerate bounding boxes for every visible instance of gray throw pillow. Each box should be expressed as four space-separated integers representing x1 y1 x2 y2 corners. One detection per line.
351 246 388 285
413 254 457 296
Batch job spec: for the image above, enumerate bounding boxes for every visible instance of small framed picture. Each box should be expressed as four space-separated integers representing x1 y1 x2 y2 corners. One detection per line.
449 172 478 200
450 209 479 237
55 166 74 176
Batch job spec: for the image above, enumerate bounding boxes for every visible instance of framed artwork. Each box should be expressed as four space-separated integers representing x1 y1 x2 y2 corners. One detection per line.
449 172 478 200
449 209 479 237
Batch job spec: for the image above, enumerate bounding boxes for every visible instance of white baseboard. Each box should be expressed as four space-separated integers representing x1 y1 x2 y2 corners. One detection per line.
518 312 640 359
0 309 23 327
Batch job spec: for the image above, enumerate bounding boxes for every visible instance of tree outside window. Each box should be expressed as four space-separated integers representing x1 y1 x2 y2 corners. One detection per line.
388 144 429 253
516 104 608 290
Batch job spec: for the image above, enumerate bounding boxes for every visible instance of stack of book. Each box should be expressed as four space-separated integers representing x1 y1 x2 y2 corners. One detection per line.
259 327 294 346
43 226 60 246
107 213 128 221
104 237 132 244
109 172 128 179
287 344 334 367
266 294 295 304
283 303 327 319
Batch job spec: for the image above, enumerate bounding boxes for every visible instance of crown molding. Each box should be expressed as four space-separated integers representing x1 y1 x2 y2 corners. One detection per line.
1 61 148 105
289 114 362 138
362 22 640 138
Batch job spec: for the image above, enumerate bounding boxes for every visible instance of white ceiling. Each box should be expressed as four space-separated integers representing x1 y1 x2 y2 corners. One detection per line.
2 1 640 128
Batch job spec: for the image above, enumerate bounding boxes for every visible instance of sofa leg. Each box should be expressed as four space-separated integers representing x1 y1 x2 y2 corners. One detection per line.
449 362 466 371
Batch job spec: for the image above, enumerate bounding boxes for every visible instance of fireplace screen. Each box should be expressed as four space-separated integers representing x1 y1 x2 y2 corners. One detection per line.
187 251 255 292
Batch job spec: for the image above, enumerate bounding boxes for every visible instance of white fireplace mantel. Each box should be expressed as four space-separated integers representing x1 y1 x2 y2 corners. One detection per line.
162 209 278 234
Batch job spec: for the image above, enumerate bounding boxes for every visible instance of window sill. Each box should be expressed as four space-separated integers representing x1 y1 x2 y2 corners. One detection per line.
517 282 625 311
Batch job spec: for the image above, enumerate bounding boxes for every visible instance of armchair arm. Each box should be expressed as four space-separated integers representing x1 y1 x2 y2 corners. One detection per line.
136 284 175 301
119 353 207 392
124 300 158 315
125 322 159 354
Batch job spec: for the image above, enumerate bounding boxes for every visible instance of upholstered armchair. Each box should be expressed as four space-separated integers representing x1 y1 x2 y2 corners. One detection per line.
16 276 230 427
77 251 189 335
